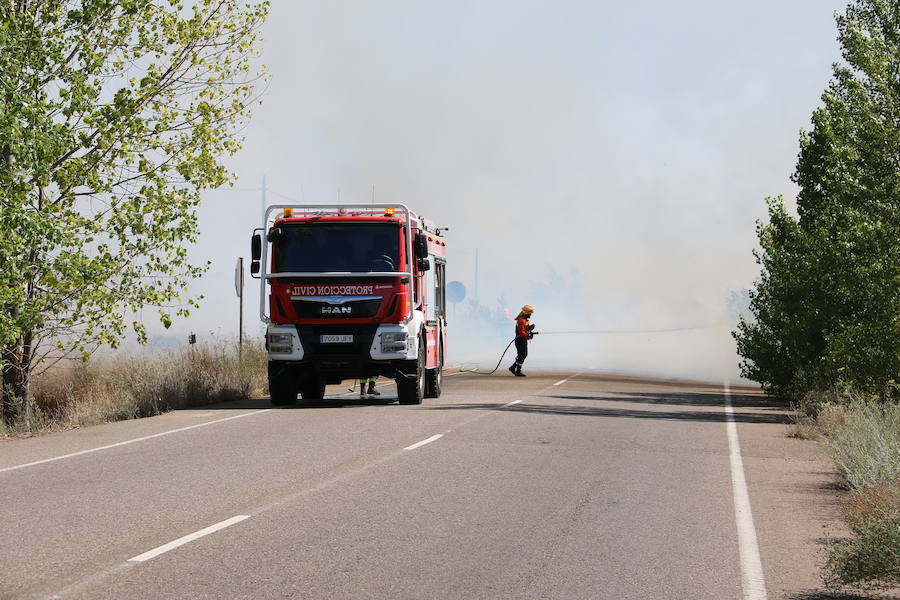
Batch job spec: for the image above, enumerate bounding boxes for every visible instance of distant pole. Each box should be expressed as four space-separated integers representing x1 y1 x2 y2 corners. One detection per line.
260 175 267 225
475 248 479 304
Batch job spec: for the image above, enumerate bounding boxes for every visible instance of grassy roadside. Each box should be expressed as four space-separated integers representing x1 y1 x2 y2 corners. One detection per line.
791 394 900 593
0 341 267 437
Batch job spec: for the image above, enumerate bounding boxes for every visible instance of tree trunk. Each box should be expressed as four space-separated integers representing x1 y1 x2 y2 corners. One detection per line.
2 341 24 427
1 333 32 428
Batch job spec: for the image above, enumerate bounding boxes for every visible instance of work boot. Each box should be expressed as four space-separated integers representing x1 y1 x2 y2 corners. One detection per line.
515 370 527 377
508 364 518 376
359 383 367 398
367 381 381 396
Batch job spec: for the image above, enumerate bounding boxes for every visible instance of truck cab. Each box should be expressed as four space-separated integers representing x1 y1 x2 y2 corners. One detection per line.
250 204 447 405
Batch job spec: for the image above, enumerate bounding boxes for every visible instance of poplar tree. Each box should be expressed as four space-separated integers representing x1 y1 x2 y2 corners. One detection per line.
735 0 900 401
0 0 269 425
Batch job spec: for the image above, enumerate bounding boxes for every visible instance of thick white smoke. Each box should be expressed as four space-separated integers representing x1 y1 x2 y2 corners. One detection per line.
154 0 845 384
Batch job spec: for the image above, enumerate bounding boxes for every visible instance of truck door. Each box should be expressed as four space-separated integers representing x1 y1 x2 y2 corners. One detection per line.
424 255 437 368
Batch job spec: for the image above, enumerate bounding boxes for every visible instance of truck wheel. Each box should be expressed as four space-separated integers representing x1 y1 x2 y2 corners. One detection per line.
268 364 297 406
424 347 442 399
299 377 327 402
396 338 425 405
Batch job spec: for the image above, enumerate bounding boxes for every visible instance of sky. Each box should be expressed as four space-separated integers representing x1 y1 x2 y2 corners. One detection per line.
156 0 849 382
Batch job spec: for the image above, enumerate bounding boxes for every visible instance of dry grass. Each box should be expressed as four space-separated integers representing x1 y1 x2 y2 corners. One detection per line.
842 479 900 530
819 399 900 491
788 409 823 439
812 396 900 592
2 340 267 436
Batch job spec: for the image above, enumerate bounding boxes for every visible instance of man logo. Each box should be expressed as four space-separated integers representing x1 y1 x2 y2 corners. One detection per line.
322 306 352 315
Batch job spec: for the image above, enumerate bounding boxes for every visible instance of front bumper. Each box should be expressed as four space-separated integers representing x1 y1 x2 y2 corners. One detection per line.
266 322 419 367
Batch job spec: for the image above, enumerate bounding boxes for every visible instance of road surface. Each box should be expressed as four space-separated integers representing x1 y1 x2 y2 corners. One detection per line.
0 370 836 599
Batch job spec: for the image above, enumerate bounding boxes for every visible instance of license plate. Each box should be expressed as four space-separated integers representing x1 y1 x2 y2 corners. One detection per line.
320 334 353 344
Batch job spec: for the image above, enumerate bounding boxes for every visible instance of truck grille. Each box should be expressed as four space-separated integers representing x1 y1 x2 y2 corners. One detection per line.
297 325 378 358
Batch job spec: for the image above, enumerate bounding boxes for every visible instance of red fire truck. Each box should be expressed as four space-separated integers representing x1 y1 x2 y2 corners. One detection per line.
249 204 447 405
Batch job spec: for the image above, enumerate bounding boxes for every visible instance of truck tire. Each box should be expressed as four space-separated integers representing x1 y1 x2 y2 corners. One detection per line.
396 337 425 405
424 346 442 399
268 364 297 406
299 377 327 402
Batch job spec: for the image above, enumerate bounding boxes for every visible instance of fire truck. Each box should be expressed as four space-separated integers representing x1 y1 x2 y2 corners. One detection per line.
249 204 447 405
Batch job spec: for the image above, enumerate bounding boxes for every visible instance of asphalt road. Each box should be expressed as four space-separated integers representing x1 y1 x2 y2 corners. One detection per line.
0 370 828 600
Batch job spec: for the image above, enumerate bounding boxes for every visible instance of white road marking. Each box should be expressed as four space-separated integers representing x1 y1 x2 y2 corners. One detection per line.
724 383 768 600
503 399 524 407
0 409 272 474
553 379 568 386
403 434 443 451
128 515 250 563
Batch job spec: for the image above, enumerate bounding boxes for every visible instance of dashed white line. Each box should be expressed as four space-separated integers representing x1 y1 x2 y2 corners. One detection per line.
553 379 568 386
128 515 250 563
724 383 768 600
503 399 524 407
0 409 272 474
403 434 443 451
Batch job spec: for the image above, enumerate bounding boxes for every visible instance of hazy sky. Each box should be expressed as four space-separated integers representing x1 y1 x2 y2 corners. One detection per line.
163 0 848 381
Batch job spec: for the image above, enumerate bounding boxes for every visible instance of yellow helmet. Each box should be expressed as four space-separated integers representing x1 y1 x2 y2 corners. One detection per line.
521 304 534 315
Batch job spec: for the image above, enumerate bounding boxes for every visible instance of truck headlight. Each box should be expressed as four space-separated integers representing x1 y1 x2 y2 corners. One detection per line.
380 331 408 353
268 333 292 354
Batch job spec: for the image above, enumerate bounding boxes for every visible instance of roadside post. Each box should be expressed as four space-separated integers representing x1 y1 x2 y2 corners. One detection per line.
235 257 244 361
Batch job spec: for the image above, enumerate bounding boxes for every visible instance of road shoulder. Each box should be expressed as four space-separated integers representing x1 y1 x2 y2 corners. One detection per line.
735 394 850 599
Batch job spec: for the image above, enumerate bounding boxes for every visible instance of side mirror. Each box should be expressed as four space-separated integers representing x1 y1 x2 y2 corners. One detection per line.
414 232 429 260
250 233 262 276
417 258 431 272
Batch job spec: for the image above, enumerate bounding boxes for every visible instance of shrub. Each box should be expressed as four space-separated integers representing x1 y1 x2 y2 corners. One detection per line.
820 399 900 490
818 397 900 591
824 495 900 590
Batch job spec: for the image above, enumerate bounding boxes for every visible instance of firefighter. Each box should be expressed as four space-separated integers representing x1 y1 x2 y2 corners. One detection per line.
508 305 535 377
360 376 380 397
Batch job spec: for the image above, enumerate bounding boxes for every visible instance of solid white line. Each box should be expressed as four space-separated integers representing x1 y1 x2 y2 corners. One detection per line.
128 515 250 562
724 383 768 600
403 434 443 451
503 399 524 407
0 409 272 474
553 379 568 386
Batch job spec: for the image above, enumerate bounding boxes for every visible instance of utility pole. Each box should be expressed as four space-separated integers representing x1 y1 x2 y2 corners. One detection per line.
260 175 267 225
475 248 479 305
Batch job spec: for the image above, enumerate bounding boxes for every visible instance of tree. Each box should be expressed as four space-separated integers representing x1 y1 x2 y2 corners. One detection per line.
734 0 900 401
0 0 269 426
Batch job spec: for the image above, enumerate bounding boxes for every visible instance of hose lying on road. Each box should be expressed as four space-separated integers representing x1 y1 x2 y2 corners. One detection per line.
458 338 517 375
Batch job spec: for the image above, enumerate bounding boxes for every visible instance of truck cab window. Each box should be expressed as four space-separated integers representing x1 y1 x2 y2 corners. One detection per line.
273 223 399 273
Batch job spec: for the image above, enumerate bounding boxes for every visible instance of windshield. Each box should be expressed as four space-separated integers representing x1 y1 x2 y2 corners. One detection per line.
273 223 401 272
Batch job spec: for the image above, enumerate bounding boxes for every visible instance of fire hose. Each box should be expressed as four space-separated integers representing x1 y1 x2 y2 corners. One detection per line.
458 324 718 375
346 323 722 383
459 332 540 375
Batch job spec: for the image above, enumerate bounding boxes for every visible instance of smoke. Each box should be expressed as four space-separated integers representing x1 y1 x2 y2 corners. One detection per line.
158 0 846 384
